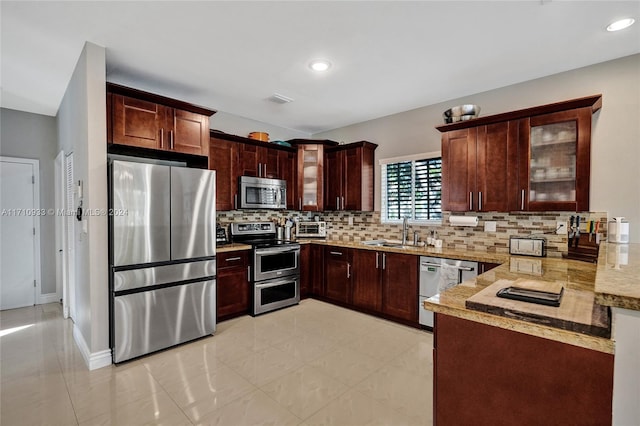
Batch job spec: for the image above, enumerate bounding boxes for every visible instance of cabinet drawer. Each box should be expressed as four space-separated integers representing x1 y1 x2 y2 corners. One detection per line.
218 250 249 270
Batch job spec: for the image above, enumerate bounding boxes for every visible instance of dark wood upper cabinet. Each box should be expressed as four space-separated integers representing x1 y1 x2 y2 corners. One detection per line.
518 107 594 212
438 94 601 212
290 140 336 212
209 137 238 211
107 83 215 157
209 131 297 211
324 141 377 212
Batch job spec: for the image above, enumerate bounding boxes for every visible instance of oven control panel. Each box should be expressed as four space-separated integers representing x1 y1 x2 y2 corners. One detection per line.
231 222 275 236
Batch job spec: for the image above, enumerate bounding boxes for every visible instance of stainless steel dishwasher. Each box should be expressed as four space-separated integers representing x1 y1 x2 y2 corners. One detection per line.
419 256 478 328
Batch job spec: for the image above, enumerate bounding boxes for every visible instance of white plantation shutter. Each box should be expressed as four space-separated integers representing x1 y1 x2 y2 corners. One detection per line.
381 154 442 223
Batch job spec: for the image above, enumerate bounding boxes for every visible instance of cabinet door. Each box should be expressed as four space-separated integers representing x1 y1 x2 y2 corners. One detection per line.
111 94 163 149
238 143 261 177
217 251 250 321
352 249 382 311
278 150 297 210
476 121 519 211
310 244 324 296
324 247 351 304
382 252 418 322
262 148 279 179
297 144 324 211
209 137 238 211
172 109 209 156
442 128 477 211
324 150 343 211
344 146 374 211
300 244 310 299
519 108 591 212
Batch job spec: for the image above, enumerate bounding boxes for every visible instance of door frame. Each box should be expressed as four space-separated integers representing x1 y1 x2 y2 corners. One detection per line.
0 156 42 307
55 151 68 317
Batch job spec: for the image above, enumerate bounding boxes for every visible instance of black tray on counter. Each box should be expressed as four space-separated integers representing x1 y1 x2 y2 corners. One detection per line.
496 286 564 307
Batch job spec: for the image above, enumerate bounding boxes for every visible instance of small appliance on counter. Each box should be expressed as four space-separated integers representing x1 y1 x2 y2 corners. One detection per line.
608 217 630 244
216 224 228 245
296 221 327 238
509 237 546 257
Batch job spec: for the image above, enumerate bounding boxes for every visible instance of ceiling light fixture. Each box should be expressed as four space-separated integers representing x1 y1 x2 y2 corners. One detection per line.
606 18 635 32
309 59 331 72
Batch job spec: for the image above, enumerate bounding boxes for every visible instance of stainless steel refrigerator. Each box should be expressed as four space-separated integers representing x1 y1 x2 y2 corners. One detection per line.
109 160 216 363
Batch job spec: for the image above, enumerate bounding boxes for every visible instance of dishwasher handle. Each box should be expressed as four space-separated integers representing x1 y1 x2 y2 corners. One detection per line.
421 262 441 268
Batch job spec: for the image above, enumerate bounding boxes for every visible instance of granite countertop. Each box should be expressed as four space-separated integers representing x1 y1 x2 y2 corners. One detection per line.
423 256 614 354
594 243 640 310
217 243 252 253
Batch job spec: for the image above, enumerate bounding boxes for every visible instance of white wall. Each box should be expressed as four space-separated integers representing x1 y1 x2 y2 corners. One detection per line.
56 42 110 369
210 111 309 141
0 108 58 296
315 54 640 243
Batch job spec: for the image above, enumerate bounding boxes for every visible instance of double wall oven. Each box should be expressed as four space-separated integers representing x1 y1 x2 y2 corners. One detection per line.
230 222 300 315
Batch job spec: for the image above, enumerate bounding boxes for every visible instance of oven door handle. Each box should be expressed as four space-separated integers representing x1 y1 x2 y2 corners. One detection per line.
255 247 299 255
255 278 296 289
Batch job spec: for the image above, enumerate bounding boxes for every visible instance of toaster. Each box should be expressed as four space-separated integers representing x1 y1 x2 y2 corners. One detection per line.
297 221 327 238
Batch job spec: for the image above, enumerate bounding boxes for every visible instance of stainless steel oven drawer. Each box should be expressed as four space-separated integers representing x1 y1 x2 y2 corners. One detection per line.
253 275 299 316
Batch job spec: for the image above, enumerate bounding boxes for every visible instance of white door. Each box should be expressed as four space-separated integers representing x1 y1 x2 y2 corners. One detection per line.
0 158 38 309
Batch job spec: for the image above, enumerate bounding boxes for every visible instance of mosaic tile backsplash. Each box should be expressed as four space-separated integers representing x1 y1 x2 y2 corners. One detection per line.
217 210 608 258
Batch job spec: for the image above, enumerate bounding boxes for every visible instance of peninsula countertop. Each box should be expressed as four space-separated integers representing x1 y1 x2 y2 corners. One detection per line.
594 243 640 310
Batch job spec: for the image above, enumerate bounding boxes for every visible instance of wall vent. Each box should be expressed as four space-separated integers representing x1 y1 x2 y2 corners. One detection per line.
266 93 294 104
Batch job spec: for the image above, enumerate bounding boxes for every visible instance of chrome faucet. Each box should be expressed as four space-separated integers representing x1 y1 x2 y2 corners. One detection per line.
402 217 409 245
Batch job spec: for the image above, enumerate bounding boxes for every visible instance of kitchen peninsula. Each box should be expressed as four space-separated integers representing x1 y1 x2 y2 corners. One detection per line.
423 242 640 425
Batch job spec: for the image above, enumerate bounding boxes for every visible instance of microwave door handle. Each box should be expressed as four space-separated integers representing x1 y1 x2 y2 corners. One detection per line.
275 187 282 207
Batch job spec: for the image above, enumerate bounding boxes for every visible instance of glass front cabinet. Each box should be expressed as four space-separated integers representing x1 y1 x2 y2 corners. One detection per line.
519 107 594 212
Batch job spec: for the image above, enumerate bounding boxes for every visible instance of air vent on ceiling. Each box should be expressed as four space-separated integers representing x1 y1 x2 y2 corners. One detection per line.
266 93 294 104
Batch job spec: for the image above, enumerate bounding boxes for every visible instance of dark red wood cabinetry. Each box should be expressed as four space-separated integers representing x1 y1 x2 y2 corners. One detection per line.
216 250 250 321
350 249 418 325
107 83 214 157
323 246 352 304
433 313 613 425
438 95 601 212
324 142 376 211
441 122 518 212
209 132 297 211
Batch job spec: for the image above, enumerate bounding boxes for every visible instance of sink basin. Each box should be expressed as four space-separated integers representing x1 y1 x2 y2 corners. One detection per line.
362 240 409 249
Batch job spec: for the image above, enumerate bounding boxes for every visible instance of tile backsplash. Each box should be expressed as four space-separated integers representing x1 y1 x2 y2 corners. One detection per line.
217 210 608 258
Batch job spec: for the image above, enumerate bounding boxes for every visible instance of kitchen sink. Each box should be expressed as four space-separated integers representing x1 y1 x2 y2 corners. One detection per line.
361 240 410 249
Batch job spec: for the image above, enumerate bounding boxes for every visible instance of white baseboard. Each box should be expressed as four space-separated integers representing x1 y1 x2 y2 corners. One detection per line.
72 325 112 370
38 293 60 305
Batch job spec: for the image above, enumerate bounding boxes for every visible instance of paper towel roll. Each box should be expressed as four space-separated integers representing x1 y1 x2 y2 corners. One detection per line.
449 215 478 227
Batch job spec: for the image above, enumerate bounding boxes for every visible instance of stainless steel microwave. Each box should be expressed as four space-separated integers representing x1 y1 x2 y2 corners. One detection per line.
238 176 286 210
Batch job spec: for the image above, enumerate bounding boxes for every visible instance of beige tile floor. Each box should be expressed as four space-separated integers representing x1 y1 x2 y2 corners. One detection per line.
0 299 434 425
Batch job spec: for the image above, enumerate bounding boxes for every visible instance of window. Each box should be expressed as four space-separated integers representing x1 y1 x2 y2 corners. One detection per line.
380 153 442 223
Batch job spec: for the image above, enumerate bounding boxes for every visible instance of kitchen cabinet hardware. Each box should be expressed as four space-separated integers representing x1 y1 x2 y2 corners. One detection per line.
347 263 351 278
170 130 174 150
376 252 379 268
234 194 238 210
478 191 482 211
382 253 386 270
247 265 250 281
336 197 340 210
225 257 241 262
521 189 525 210
469 192 473 210
299 198 302 210
330 251 343 256
160 128 164 149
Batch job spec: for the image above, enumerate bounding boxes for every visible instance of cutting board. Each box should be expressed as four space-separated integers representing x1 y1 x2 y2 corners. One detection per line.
465 279 610 337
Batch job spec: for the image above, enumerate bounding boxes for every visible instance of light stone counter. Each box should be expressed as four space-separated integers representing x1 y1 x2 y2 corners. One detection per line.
594 243 640 310
216 243 252 253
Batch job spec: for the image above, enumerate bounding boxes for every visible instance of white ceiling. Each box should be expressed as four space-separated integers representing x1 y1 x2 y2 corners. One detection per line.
1 1 639 134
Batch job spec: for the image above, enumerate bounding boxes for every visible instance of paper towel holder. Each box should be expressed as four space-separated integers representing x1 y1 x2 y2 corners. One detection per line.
449 215 479 227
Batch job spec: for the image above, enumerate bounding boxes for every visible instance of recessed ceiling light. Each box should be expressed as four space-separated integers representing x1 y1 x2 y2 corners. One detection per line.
309 59 331 72
607 18 635 32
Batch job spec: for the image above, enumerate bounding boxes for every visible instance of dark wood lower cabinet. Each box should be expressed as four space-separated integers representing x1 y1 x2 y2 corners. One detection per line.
352 250 382 311
216 250 250 321
434 313 614 426
381 252 418 322
323 246 352 304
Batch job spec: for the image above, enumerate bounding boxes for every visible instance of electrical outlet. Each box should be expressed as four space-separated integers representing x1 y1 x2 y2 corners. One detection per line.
484 221 497 232
557 221 567 235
